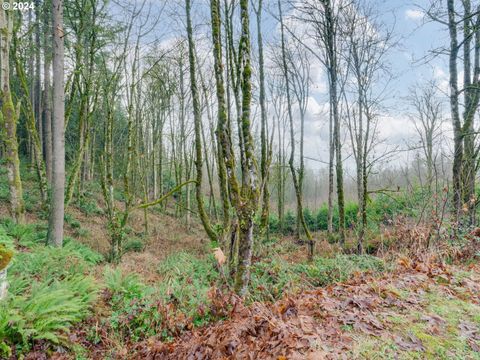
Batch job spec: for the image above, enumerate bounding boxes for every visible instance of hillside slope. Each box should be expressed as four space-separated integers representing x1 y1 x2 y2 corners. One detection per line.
134 259 480 360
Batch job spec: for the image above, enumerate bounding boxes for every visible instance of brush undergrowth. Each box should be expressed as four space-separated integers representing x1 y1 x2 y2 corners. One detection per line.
0 209 386 355
99 253 222 343
0 220 101 357
98 249 386 345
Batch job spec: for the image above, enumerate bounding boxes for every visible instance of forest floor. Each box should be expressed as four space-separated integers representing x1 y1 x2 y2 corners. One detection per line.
2 173 480 359
129 257 480 359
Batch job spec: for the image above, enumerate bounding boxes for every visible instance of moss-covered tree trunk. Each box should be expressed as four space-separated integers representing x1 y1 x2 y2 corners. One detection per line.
327 108 334 235
210 0 258 296
277 112 285 233
12 28 49 206
34 0 42 170
0 4 25 224
0 244 11 299
460 0 480 227
65 4 99 208
185 0 218 243
254 0 270 235
445 0 480 228
210 0 238 253
234 0 258 296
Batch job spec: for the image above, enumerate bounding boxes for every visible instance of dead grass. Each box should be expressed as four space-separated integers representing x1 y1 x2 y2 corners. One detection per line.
1 182 209 286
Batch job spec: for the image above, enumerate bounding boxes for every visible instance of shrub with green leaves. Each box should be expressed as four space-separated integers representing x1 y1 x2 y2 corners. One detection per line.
0 226 15 250
23 191 40 212
250 257 304 301
0 179 8 202
65 213 81 229
74 227 90 238
265 187 436 236
283 210 297 235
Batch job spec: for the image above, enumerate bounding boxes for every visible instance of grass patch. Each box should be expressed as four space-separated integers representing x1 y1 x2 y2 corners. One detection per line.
353 288 480 359
350 337 400 359
297 254 385 286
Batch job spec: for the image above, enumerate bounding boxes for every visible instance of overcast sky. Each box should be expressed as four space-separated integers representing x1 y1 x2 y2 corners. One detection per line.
112 0 453 174
275 0 453 173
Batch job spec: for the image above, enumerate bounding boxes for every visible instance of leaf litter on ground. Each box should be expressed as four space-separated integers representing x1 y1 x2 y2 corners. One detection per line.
127 256 480 359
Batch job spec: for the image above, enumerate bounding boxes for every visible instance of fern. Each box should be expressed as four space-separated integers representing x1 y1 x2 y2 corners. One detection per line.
104 267 147 302
0 224 103 356
0 276 98 355
9 245 88 285
156 253 220 319
7 275 30 296
8 239 103 289
0 220 46 247
0 226 15 250
63 237 104 264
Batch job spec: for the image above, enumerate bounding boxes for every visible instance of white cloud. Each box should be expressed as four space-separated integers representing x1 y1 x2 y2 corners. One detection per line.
309 61 328 95
432 65 449 93
405 9 424 21
379 114 416 144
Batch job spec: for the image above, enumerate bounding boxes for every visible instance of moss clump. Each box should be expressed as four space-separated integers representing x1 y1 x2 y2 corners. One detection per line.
0 244 13 271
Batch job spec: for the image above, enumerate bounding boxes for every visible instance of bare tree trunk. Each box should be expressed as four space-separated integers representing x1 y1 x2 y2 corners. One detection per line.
447 0 463 225
324 0 345 245
278 0 313 258
327 101 334 234
47 0 65 247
